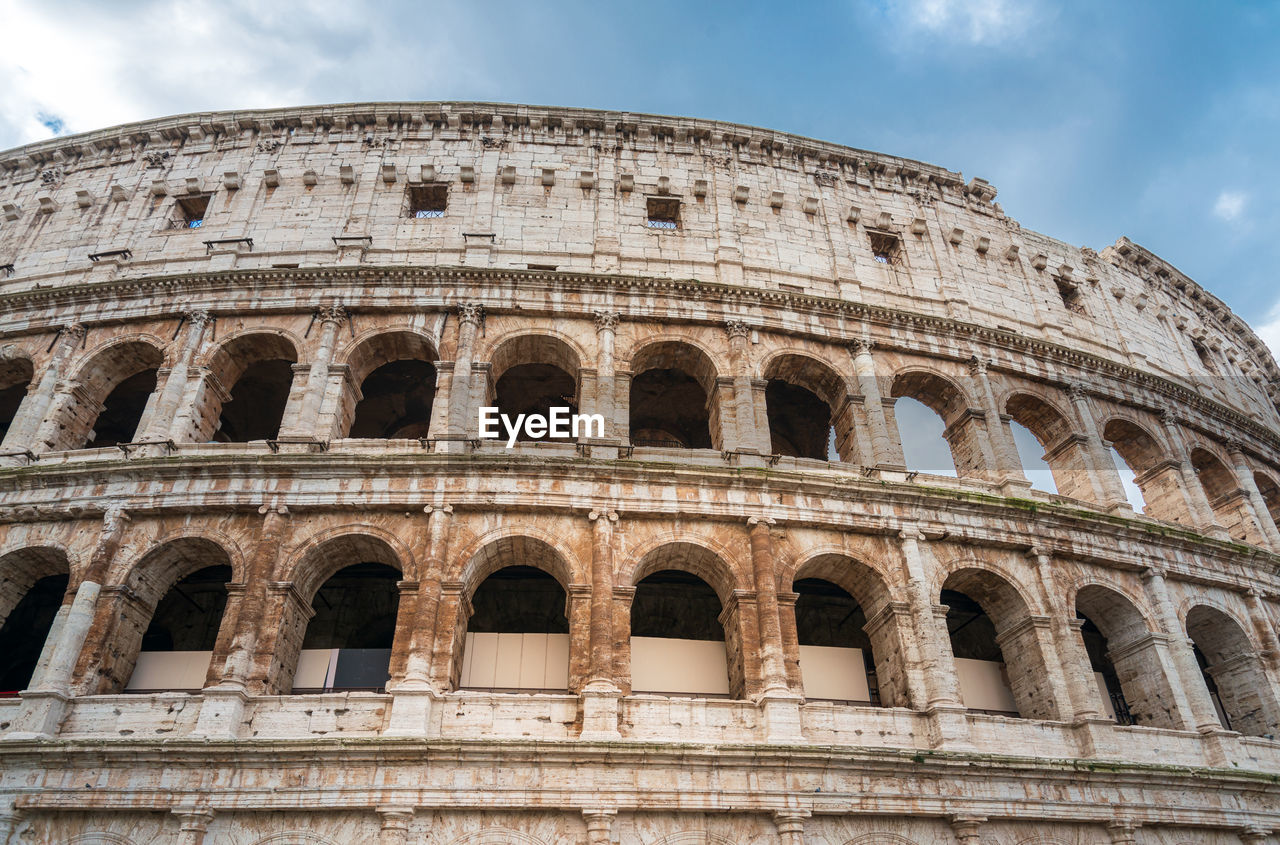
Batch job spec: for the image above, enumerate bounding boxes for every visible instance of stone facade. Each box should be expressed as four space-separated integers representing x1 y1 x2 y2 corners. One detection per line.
0 103 1278 843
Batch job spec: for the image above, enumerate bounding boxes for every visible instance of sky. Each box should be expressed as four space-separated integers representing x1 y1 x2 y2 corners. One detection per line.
1 0 1277 357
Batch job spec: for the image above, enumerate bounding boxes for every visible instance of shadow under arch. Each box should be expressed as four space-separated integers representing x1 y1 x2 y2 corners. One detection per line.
202 330 300 443
629 338 721 449
0 545 70 694
56 337 167 451
341 328 439 439
760 350 853 461
1185 603 1280 737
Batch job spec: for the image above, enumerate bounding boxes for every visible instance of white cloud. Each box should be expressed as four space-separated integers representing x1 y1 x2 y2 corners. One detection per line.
0 0 486 152
1258 303 1280 365
887 0 1042 46
1213 190 1247 221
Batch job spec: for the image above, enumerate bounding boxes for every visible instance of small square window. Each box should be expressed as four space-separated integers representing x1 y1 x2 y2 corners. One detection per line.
408 184 448 218
646 197 680 230
175 195 209 229
867 230 900 264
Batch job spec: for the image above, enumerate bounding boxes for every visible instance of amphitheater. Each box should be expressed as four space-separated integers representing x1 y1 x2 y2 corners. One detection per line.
0 102 1278 845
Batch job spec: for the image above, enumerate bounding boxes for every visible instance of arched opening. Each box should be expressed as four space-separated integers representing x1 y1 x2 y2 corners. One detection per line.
458 566 569 692
0 356 34 442
453 536 574 693
489 335 580 443
891 371 975 477
0 546 69 695
90 369 158 447
762 354 849 462
208 333 298 443
793 578 879 705
125 564 230 693
789 554 909 707
1005 393 1090 497
293 563 400 693
1104 419 1181 521
629 341 719 449
49 341 164 451
1186 605 1280 737
631 570 730 697
942 568 1057 720
345 331 438 439
1074 585 1181 729
1256 472 1280 534
1190 447 1252 541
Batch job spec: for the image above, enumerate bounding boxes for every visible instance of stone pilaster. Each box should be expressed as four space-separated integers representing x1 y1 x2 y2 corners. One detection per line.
377 807 414 845
969 356 1027 486
773 810 810 844
279 305 347 438
582 809 615 845
725 319 766 453
1065 382 1131 509
3 323 83 453
849 338 903 468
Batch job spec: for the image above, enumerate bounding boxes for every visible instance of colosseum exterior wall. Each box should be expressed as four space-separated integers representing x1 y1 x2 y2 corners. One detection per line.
0 102 1278 844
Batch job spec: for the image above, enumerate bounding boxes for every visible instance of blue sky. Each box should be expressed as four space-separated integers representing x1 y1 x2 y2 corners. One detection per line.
2 0 1277 351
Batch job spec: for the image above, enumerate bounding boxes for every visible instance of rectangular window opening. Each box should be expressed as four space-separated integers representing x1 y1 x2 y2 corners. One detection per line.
1056 278 1084 313
408 183 448 218
646 197 680 230
175 195 210 229
867 230 900 264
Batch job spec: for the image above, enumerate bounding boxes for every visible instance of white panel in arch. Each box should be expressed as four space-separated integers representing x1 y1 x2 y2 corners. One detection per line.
631 636 730 695
799 645 870 702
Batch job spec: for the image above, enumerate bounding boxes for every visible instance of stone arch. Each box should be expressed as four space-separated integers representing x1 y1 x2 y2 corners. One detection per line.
760 350 854 461
449 532 579 693
840 835 921 845
1185 603 1280 737
890 368 982 478
200 330 300 442
941 565 1062 720
84 536 235 694
790 551 906 707
285 528 411 601
340 328 439 439
446 831 549 845
629 540 746 698
1005 391 1092 500
1190 446 1252 541
53 336 167 451
1074 582 1181 729
250 834 342 845
1103 416 1182 521
0 348 35 442
1254 469 1280 532
485 332 584 441
0 545 70 694
628 338 722 449
649 834 737 845
67 834 138 845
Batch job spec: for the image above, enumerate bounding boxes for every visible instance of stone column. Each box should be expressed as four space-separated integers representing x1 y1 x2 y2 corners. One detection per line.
171 807 214 845
773 810 810 845
279 305 348 438
13 506 129 737
140 310 211 446
849 339 903 468
1226 440 1280 549
1106 820 1138 844
1065 382 1130 509
2 323 84 454
969 356 1027 486
725 320 766 453
1245 589 1280 673
444 302 483 443
1158 408 1223 534
899 530 962 708
582 809 616 845
950 815 985 844
593 311 619 440
195 504 289 737
582 509 622 739
748 517 789 694
1028 547 1101 720
377 807 415 845
1141 567 1231 741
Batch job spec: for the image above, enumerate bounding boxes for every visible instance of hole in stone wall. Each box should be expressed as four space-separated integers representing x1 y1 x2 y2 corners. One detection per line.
867 230 900 264
216 358 294 442
794 578 879 705
87 368 158 447
0 573 68 694
408 184 447 218
646 197 680 230
350 360 437 439
175 194 209 229
893 396 956 476
1056 277 1084 313
629 368 711 448
765 379 832 460
493 363 577 442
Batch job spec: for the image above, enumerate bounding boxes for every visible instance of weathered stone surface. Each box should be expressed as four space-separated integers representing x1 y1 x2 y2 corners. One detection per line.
0 102 1278 842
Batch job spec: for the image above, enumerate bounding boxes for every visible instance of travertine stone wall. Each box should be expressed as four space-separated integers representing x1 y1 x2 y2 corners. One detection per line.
1 103 1279 843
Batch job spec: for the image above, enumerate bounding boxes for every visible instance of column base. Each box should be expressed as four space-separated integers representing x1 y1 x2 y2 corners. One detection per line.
1197 725 1241 767
579 685 623 741
384 681 440 737
1071 716 1122 759
924 703 974 751
193 684 250 738
757 690 804 743
6 689 71 739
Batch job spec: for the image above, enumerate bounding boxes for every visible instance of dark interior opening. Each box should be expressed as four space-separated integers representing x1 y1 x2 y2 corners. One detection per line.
87 368 158 447
766 379 832 460
0 573 68 694
631 570 723 641
629 368 711 448
216 358 293 442
350 360 437 439
493 363 577 442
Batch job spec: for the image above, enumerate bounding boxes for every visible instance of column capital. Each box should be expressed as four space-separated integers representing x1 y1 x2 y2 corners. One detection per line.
1106 819 1139 844
183 309 213 328
747 515 777 527
315 304 349 327
257 502 290 517
724 319 750 339
457 302 484 326
593 310 620 332
59 323 86 344
423 503 454 515
1141 565 1168 582
966 355 989 376
589 509 619 522
849 337 875 355
898 527 927 542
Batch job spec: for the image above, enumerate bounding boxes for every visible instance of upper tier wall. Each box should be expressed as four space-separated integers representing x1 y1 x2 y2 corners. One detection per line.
0 101 1276 424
